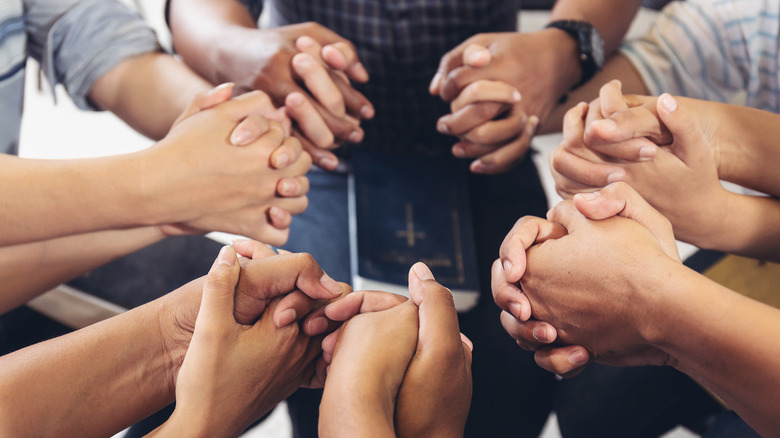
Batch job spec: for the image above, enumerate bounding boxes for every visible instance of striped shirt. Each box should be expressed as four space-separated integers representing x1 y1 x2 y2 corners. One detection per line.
621 0 780 112
246 0 521 154
0 0 161 155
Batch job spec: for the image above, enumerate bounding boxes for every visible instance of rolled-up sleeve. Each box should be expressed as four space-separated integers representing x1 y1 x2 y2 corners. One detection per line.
25 0 162 110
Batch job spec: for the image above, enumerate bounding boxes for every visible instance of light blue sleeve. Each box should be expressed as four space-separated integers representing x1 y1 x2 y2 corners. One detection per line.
24 0 162 110
619 0 747 104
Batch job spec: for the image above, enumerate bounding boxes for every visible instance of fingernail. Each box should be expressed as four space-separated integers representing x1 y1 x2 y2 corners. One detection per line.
533 325 553 343
452 145 465 157
502 259 513 277
281 180 296 195
639 146 656 160
528 115 540 128
360 105 374 119
230 130 250 145
216 246 236 266
512 90 522 102
661 94 678 112
412 262 435 281
296 53 313 67
210 82 234 96
460 333 474 352
437 122 450 134
509 302 524 319
320 272 342 295
429 72 443 93
465 50 483 66
273 152 291 168
287 93 304 106
296 35 315 49
570 349 589 365
307 316 329 335
269 206 286 222
606 171 624 184
319 156 339 169
348 130 363 143
276 308 297 327
470 160 486 173
355 63 369 79
579 191 600 201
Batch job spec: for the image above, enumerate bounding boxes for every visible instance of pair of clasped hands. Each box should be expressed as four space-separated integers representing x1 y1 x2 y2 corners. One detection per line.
222 22 562 174
493 79 726 376
156 238 472 438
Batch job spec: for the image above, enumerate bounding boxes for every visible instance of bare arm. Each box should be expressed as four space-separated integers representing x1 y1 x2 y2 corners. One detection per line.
0 286 186 437
0 227 167 314
647 263 780 437
167 0 373 171
0 248 344 437
506 184 780 436
88 52 212 140
167 0 258 87
2 89 310 247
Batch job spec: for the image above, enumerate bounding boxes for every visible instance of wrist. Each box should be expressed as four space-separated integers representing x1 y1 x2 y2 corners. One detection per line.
539 28 582 97
635 257 696 354
154 280 203 397
322 367 397 436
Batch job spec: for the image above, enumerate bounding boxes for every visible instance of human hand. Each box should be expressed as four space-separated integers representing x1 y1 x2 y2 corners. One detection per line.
434 44 538 174
394 263 473 438
549 80 668 197
516 183 679 376
225 23 373 170
320 263 473 438
319 290 418 438
552 87 730 246
432 31 583 170
144 88 312 246
157 246 323 437
158 242 346 396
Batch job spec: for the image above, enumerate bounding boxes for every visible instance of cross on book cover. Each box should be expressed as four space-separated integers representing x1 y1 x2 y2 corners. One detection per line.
348 150 480 311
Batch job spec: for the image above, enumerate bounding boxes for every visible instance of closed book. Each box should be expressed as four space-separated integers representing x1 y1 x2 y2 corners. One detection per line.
348 151 479 311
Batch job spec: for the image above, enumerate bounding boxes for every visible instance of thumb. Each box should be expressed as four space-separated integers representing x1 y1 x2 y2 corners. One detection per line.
463 43 492 68
408 263 462 354
198 245 240 328
573 182 680 261
174 83 234 126
656 94 705 164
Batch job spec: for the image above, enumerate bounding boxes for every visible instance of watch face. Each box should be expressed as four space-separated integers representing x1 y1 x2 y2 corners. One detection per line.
590 26 605 68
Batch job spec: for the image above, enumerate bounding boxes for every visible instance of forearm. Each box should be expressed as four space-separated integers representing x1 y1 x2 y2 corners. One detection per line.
694 99 780 197
0 227 166 313
0 154 160 246
89 52 211 140
540 53 650 134
645 265 780 437
702 192 780 262
168 0 259 86
0 290 191 437
539 0 642 109
320 372 396 438
549 0 641 55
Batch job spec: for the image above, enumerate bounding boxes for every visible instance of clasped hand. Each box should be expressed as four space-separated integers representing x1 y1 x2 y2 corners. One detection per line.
318 263 473 438
228 22 375 170
431 31 580 174
492 182 681 377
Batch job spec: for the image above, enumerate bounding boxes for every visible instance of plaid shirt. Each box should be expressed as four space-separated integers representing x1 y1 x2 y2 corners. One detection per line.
246 0 520 154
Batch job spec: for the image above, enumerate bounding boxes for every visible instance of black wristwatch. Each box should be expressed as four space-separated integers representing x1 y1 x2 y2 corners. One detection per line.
545 20 605 89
